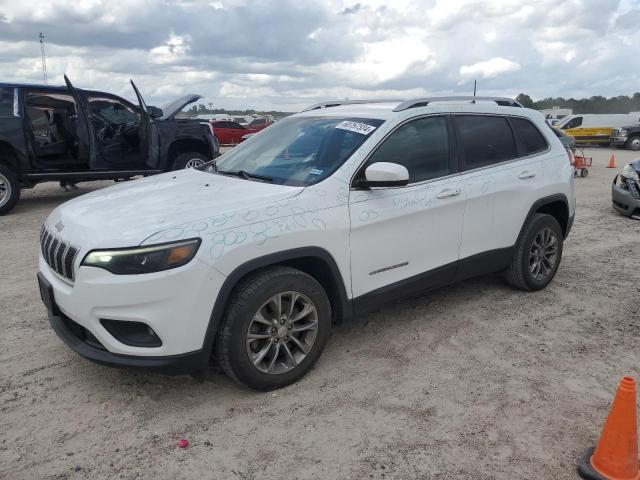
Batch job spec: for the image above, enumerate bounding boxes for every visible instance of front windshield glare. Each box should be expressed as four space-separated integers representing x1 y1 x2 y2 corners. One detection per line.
214 116 385 186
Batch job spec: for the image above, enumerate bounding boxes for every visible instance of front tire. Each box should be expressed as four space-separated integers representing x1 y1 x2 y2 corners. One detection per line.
216 266 331 391
0 164 20 215
172 152 208 170
505 213 564 291
626 136 640 151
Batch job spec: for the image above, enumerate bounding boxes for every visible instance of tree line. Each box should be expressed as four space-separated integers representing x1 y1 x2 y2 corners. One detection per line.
187 104 289 118
516 93 640 114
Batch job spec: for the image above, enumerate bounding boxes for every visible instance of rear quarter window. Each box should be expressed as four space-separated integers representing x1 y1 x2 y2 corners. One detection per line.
511 117 548 155
455 115 518 170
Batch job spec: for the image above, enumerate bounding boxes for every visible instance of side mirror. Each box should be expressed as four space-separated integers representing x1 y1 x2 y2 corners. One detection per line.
147 106 163 118
358 162 409 188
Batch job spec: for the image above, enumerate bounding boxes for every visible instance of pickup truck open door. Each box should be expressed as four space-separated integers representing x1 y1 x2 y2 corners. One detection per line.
130 80 160 169
63 75 96 168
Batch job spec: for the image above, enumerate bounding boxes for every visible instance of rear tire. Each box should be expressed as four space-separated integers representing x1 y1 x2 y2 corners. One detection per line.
172 152 208 170
505 213 563 291
0 164 20 215
216 266 331 391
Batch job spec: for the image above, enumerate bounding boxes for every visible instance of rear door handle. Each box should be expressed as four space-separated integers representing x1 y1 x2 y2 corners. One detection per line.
518 171 536 180
435 188 461 199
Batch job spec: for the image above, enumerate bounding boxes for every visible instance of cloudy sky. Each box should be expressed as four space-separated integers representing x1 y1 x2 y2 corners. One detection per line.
0 0 639 111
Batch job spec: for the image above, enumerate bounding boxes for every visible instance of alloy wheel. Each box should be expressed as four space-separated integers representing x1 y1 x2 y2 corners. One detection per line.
0 173 11 208
245 291 319 375
629 137 640 151
184 158 206 169
529 227 558 281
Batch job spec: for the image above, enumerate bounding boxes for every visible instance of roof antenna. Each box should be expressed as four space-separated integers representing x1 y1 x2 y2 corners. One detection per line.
472 79 476 103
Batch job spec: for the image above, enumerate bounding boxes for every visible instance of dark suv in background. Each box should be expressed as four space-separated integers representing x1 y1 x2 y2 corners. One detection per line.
611 125 640 151
0 75 219 215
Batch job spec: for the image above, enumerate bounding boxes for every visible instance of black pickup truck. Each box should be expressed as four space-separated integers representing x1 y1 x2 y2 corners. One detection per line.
611 125 640 151
0 75 219 215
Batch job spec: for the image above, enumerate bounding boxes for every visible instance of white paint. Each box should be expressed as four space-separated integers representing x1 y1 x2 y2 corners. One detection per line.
40 100 575 359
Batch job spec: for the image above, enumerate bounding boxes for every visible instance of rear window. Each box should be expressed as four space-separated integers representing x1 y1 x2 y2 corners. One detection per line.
0 87 15 117
511 117 548 155
455 115 518 169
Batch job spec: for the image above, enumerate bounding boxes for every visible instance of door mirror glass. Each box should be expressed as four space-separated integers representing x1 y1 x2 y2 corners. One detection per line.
146 106 163 118
362 162 409 187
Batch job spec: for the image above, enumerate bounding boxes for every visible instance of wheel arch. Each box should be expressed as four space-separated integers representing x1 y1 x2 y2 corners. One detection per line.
167 137 212 166
0 141 20 172
519 194 571 242
202 247 352 357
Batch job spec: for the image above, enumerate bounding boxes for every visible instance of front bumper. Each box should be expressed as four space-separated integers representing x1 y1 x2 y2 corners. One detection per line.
43 286 208 374
38 252 226 371
612 176 640 218
610 136 628 147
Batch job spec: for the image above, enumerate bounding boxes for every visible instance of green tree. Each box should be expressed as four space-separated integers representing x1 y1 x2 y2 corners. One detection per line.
516 93 534 108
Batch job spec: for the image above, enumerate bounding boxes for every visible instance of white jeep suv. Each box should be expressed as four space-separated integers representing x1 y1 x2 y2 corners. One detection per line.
38 97 576 390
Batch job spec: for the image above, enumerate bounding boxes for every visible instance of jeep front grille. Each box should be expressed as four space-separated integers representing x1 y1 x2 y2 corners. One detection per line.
40 225 79 281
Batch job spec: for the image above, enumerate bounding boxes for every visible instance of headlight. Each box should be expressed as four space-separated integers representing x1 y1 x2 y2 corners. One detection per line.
82 238 201 275
619 129 628 136
621 164 639 182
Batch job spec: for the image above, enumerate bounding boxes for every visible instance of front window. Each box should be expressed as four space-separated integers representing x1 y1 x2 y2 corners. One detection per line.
214 116 384 186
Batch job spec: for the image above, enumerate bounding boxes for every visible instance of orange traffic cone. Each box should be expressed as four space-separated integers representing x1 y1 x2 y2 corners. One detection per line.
578 376 639 480
607 154 617 168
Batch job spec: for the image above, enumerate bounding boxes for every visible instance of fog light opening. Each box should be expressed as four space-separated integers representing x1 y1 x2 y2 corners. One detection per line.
100 319 162 348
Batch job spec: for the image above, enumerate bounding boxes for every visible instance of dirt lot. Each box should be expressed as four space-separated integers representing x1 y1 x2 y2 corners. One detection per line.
1 147 639 479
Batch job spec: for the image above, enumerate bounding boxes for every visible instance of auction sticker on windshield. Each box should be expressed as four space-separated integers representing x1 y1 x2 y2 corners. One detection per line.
335 121 377 136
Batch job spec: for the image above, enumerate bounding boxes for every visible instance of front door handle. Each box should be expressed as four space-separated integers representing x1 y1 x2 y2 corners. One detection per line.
435 188 461 199
518 171 536 180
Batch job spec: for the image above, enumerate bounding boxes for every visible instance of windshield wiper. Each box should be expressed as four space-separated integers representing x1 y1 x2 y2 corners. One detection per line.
217 169 273 182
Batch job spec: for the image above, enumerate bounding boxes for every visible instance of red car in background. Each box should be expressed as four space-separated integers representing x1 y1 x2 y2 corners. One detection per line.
209 121 252 145
246 117 274 131
210 117 275 145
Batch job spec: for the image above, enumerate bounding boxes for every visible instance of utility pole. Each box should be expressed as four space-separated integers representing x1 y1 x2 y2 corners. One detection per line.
39 33 48 84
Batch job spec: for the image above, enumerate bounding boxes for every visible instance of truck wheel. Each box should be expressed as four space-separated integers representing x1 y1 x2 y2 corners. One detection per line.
504 213 564 291
172 152 209 170
0 164 20 215
216 266 331 391
626 136 640 151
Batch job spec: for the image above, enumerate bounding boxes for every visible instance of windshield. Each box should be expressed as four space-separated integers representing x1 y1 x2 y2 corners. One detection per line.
214 116 384 186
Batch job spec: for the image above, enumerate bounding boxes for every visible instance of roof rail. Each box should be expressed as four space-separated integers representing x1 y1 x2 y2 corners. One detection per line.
301 99 403 112
392 96 523 112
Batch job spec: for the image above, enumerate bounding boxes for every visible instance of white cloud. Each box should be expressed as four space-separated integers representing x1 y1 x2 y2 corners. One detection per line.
0 0 637 110
459 57 521 81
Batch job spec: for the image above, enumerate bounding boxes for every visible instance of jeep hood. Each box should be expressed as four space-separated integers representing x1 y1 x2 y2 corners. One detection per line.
46 170 303 249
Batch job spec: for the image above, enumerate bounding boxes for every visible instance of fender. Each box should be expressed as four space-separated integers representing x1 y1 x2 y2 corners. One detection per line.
201 247 352 358
518 193 571 241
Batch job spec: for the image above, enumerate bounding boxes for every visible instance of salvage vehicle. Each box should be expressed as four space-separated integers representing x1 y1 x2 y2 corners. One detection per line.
38 96 575 390
0 75 219 215
556 113 640 146
612 159 640 218
610 124 640 151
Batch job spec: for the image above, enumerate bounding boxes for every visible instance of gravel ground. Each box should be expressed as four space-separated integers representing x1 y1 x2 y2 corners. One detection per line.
1 148 639 480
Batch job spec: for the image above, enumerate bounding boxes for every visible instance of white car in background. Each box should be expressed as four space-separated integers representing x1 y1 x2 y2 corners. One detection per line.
38 96 575 390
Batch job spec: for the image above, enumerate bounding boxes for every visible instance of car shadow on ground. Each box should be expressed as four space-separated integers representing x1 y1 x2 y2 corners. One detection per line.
64 272 515 400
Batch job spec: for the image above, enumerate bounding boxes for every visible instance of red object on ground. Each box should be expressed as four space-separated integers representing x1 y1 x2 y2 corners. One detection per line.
177 438 190 448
